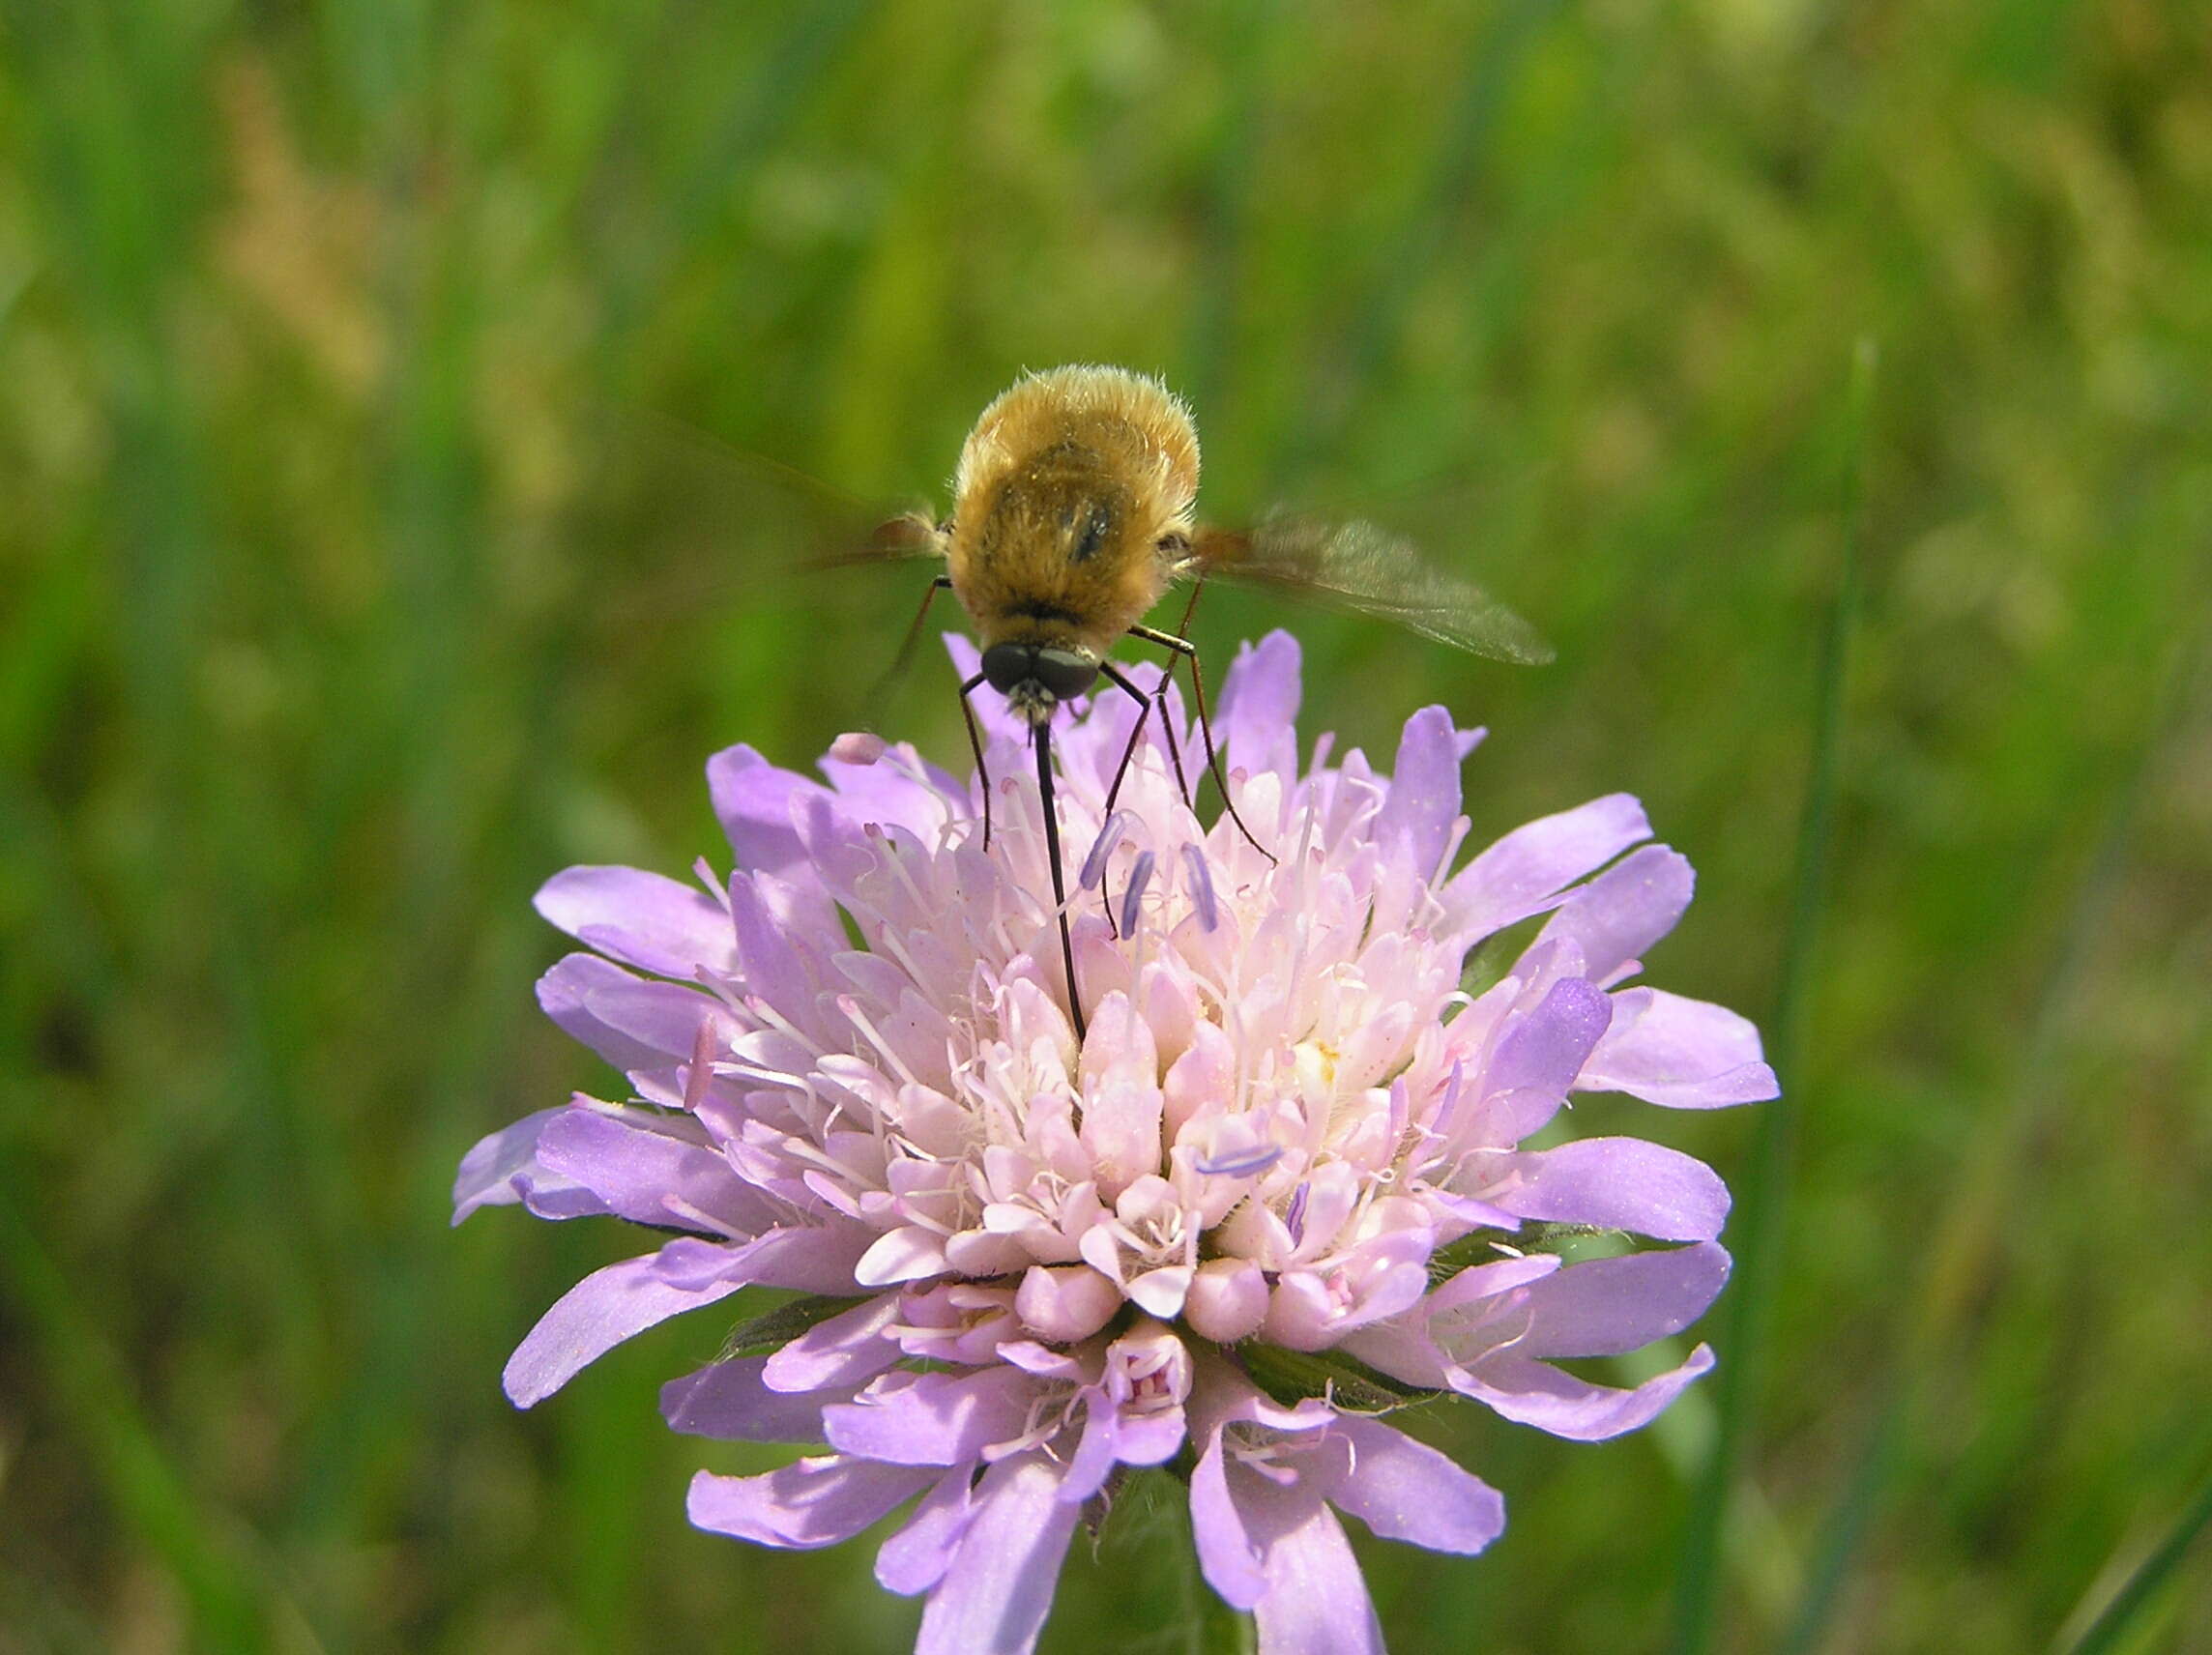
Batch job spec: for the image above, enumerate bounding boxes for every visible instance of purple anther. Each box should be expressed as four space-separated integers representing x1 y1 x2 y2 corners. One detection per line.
682 1017 718 1114
1385 1076 1410 1144
828 731 888 766
1121 850 1155 938
1180 842 1219 931
1431 1059 1465 1140
1080 811 1129 890
1194 1144 1285 1179
1285 1181 1310 1245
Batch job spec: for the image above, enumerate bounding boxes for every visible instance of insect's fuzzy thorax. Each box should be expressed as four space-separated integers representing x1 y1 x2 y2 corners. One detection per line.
946 365 1200 658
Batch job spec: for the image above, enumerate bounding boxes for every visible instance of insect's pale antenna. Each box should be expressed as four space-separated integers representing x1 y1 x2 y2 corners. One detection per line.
1032 719 1088 1045
957 669 992 848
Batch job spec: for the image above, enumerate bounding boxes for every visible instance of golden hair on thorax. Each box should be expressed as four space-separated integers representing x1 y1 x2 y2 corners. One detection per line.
945 364 1202 687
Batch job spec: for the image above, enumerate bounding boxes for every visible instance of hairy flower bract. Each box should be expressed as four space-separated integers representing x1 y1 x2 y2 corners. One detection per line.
457 632 1777 1654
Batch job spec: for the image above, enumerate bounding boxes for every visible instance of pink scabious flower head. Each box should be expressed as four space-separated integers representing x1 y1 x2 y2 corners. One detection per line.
457 631 1777 1654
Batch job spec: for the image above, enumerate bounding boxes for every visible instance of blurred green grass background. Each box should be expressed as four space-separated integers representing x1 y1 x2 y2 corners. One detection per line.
3 1 2208 1650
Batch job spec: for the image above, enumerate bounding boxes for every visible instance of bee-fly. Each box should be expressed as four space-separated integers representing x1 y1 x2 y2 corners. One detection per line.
872 364 1552 1045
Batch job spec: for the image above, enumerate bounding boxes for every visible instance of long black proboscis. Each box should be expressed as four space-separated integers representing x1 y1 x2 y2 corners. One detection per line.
1033 719 1087 1045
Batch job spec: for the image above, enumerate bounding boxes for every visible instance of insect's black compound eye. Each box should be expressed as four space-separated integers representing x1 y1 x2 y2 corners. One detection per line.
1033 648 1098 703
980 643 1033 696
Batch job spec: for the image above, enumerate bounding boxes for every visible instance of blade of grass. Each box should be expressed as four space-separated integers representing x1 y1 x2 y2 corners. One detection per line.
1273 0 1561 491
594 0 874 368
1177 0 1276 423
2059 1462 2212 1655
0 1179 276 1652
1671 335 1876 1655
1777 455 2212 1654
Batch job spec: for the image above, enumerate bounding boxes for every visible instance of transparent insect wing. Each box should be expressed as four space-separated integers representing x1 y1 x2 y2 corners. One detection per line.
1196 510 1555 665
574 403 941 618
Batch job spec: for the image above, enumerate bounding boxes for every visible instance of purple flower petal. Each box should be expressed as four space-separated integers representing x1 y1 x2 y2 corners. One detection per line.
707 744 820 882
1191 1421 1267 1610
1488 1138 1732 1242
452 1108 591 1224
1581 987 1780 1108
537 952 717 1072
535 864 736 978
687 1457 935 1549
1484 976 1614 1100
1458 1344 1716 1441
821 744 959 841
1374 706 1462 878
729 871 828 1039
1518 1241 1732 1358
762 1292 908 1392
1537 843 1694 981
875 1466 976 1595
915 1454 1083 1655
1237 1469 1385 1655
661 1357 853 1442
503 1248 747 1407
1215 630 1302 779
537 1107 776 1236
1441 793 1651 941
649 1224 874 1296
822 1368 1036 1466
1325 1416 1506 1556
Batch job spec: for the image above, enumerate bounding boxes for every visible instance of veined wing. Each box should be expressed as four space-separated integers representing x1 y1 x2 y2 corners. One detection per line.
574 405 941 622
1192 510 1553 664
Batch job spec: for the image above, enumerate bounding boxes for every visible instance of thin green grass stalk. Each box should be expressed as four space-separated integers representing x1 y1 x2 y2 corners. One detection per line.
596 0 874 370
1671 336 1876 1655
1775 1382 1904 1655
2061 1463 2212 1655
1777 437 2212 1655
1177 0 1273 424
1272 0 1560 492
0 1184 278 1652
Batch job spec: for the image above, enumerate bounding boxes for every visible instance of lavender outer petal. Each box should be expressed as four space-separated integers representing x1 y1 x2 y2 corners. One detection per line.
537 1106 778 1236
534 864 736 977
686 1457 935 1550
1516 1241 1732 1358
1487 1138 1732 1242
1324 1417 1507 1555
1580 987 1781 1108
1536 843 1694 981
537 952 716 1070
1459 1344 1717 1441
661 1357 852 1442
452 1107 586 1224
503 1249 748 1407
1441 793 1652 941
1374 706 1464 878
915 1454 1083 1655
1237 1471 1386 1655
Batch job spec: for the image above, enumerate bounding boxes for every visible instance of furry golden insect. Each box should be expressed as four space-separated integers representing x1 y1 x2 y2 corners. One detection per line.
863 363 1552 1042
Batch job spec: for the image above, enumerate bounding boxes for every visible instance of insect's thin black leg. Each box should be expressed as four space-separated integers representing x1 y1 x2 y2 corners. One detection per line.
1124 576 1208 813
1033 719 1087 1046
1098 661 1156 822
1127 616 1275 863
1094 663 1155 940
958 669 992 849
866 574 955 730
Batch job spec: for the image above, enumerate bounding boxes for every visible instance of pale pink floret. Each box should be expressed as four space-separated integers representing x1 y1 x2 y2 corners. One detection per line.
458 631 1776 1653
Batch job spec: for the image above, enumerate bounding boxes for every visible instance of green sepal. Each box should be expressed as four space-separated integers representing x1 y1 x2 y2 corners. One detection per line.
1236 1343 1441 1415
714 1292 871 1361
